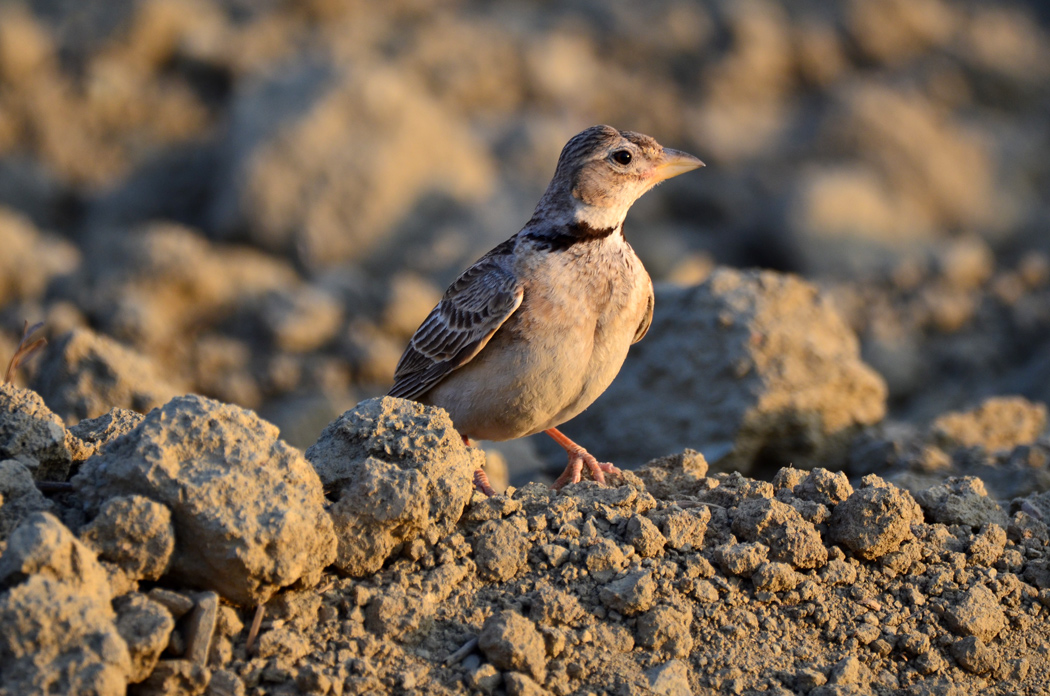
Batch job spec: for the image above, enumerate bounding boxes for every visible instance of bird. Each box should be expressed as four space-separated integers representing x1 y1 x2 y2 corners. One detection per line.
389 125 704 493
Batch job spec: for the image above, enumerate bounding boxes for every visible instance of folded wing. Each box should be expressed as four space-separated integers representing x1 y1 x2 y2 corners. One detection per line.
389 246 524 400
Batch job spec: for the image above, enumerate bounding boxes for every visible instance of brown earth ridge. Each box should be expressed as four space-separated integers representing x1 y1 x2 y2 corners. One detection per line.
2 369 1050 695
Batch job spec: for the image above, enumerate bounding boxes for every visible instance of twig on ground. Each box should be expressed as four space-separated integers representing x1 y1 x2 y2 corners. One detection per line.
245 603 266 655
4 320 46 383
671 499 725 510
444 636 479 665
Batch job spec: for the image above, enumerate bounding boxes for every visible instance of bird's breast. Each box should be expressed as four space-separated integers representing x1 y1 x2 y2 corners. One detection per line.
509 236 653 428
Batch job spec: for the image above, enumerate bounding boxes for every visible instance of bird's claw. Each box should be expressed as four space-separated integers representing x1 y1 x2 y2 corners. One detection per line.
591 458 621 481
552 450 620 491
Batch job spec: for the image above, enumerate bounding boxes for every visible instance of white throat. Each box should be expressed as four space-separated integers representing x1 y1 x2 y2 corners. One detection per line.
572 202 630 231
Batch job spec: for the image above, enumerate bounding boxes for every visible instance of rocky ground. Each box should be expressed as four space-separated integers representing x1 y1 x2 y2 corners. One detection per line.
2 0 1050 694
2 385 1050 695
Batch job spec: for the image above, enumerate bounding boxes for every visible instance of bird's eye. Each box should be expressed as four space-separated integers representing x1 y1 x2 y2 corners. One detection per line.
611 150 632 165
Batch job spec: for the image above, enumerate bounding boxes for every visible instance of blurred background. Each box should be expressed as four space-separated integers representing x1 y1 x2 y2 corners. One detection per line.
1 0 1049 481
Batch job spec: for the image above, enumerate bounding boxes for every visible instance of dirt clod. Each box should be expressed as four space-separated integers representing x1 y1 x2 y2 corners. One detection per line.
113 592 175 683
916 476 1008 528
733 497 828 569
0 458 52 544
474 519 529 582
931 396 1047 452
184 592 219 666
636 604 693 657
0 382 71 481
66 408 144 465
134 659 209 696
599 569 656 615
831 475 923 560
78 495 174 586
626 513 666 558
0 513 130 695
306 396 479 577
646 659 692 696
31 328 183 424
951 635 998 674
945 584 1008 642
478 610 548 682
752 561 798 592
719 541 770 576
72 395 335 606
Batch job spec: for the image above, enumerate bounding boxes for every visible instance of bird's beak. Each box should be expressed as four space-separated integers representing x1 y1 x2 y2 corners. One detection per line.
651 148 705 183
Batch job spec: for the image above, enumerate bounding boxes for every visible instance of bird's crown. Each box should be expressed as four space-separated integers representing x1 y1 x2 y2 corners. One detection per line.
528 125 703 235
557 124 656 164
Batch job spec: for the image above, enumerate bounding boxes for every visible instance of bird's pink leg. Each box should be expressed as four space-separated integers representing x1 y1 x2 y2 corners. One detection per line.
463 435 496 496
545 427 620 490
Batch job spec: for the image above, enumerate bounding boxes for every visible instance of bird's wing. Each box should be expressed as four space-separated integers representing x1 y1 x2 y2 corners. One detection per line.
389 243 524 400
632 288 654 344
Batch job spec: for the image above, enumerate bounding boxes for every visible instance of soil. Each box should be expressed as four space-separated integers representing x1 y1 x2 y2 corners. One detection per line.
2 388 1050 695
2 1 1050 695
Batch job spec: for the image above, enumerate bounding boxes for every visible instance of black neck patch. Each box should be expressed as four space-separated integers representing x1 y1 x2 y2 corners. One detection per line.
524 221 620 252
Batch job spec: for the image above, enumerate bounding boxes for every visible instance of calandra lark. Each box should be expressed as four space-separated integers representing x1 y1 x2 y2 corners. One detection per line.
390 125 704 492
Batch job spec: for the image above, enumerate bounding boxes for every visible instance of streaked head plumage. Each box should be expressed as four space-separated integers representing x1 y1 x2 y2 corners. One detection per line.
537 125 704 230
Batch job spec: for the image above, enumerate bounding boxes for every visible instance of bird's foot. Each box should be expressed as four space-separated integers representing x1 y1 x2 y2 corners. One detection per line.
473 468 496 497
546 427 620 491
463 435 497 496
552 450 619 490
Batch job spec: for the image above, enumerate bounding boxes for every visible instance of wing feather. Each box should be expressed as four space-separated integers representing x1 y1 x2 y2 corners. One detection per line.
388 242 523 400
632 288 654 344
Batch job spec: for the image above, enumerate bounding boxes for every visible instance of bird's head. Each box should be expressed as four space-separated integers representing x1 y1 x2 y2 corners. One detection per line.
540 125 705 231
